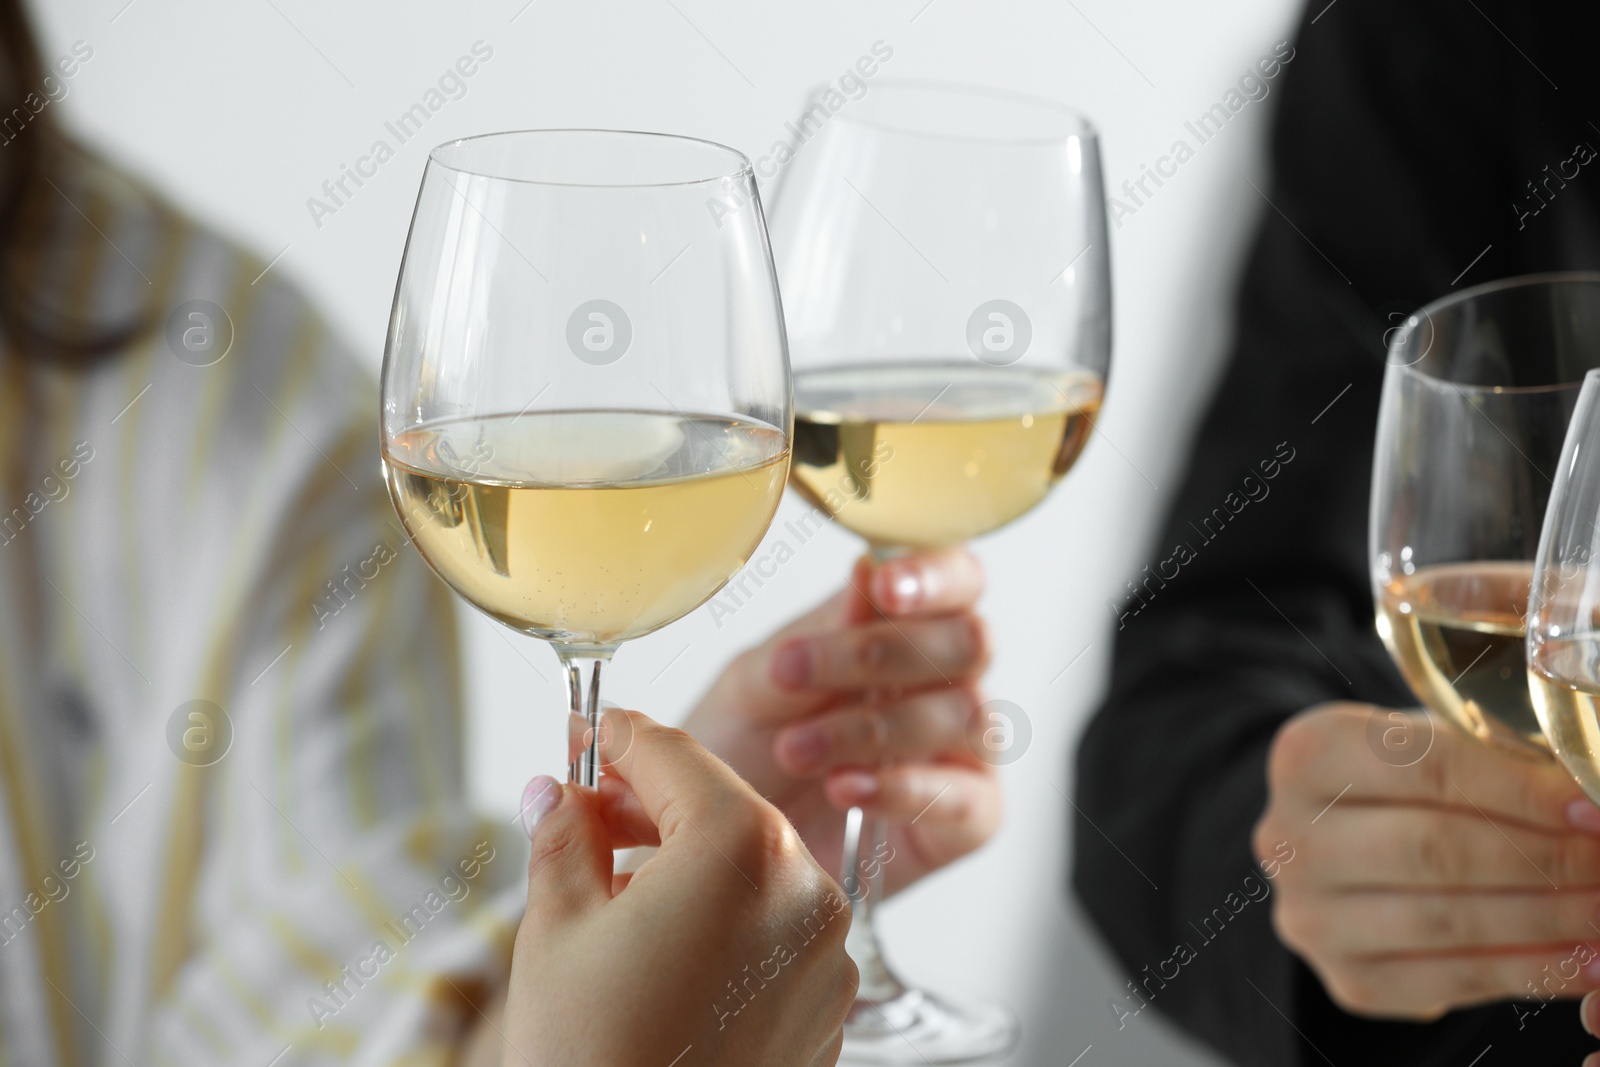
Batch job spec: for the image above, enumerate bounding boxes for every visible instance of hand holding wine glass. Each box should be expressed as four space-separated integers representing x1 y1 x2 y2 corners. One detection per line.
380 130 850 1061
764 82 1110 1061
1254 701 1600 1020
686 547 1001 897
489 707 857 1067
1251 274 1600 1024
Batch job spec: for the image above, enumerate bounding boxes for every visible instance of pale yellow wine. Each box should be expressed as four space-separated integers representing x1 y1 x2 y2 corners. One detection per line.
384 411 788 646
1375 560 1547 755
791 362 1102 548
1529 637 1600 804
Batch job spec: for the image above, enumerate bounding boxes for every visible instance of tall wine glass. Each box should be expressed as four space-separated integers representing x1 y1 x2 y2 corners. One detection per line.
1371 274 1600 758
767 82 1110 1063
1527 314 1600 803
381 130 791 787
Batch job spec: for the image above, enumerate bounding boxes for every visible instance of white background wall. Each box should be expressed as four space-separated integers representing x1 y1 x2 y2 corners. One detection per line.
32 0 1304 1061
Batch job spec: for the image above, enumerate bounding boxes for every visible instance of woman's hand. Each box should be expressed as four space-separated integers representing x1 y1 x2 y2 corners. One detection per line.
1256 702 1600 1022
494 708 856 1067
685 548 1001 896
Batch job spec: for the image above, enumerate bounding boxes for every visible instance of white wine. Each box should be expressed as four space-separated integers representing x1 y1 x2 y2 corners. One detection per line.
791 362 1102 548
1376 561 1547 755
384 411 788 647
1529 638 1600 804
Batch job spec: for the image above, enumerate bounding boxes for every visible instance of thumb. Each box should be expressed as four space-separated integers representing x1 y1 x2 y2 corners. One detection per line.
519 775 614 924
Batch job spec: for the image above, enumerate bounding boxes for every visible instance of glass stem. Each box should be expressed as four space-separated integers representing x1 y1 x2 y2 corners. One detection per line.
841 806 905 1004
559 651 613 787
843 541 912 1004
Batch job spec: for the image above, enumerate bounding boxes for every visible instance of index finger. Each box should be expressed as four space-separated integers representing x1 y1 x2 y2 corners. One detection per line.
1275 703 1599 833
598 707 771 841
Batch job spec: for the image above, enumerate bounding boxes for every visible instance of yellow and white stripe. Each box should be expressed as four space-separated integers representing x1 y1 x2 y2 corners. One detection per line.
0 150 525 1067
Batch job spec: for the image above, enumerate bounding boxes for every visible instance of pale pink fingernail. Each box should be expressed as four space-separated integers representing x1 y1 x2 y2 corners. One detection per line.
875 563 923 612
777 724 830 774
833 770 879 803
520 776 561 840
771 641 813 689
1567 798 1600 833
1584 989 1600 1035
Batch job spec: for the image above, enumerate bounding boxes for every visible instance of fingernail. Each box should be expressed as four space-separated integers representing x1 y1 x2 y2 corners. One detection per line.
833 770 879 803
873 563 924 613
771 640 813 689
520 776 562 840
777 724 830 773
1586 990 1600 1036
1567 798 1600 833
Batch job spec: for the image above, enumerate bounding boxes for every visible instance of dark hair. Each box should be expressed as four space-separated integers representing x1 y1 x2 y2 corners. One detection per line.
0 0 155 365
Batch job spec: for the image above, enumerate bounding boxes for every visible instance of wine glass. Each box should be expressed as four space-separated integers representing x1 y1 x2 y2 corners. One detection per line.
1371 274 1600 758
380 130 791 788
767 82 1110 1063
1526 303 1600 803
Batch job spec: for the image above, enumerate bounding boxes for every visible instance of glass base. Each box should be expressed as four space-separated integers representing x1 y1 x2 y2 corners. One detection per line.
840 987 1018 1065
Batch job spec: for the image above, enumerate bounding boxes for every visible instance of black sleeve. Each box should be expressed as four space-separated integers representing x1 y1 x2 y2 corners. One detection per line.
1072 1 1600 1063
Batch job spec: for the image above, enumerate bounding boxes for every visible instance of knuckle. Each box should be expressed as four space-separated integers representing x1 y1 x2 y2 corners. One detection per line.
725 803 804 875
1321 970 1381 1016
853 632 897 674
781 877 852 951
1414 898 1466 947
1410 816 1460 882
732 646 768 701
525 819 585 891
1413 731 1453 799
1267 712 1327 789
1510 769 1554 827
1443 965 1496 1008
834 956 861 1021
1547 834 1600 887
1270 895 1324 956
861 708 891 756
961 615 991 673
833 707 890 762
1251 815 1282 870
898 693 956 753
1252 807 1302 877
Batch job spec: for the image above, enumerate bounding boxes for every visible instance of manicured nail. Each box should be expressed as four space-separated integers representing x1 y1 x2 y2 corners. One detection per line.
1586 989 1600 1035
777 724 830 774
771 641 813 689
833 770 880 803
1568 798 1600 833
874 562 924 613
520 776 562 840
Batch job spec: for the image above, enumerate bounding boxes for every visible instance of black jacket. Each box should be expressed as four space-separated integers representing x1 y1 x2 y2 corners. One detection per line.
1073 1 1600 1063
